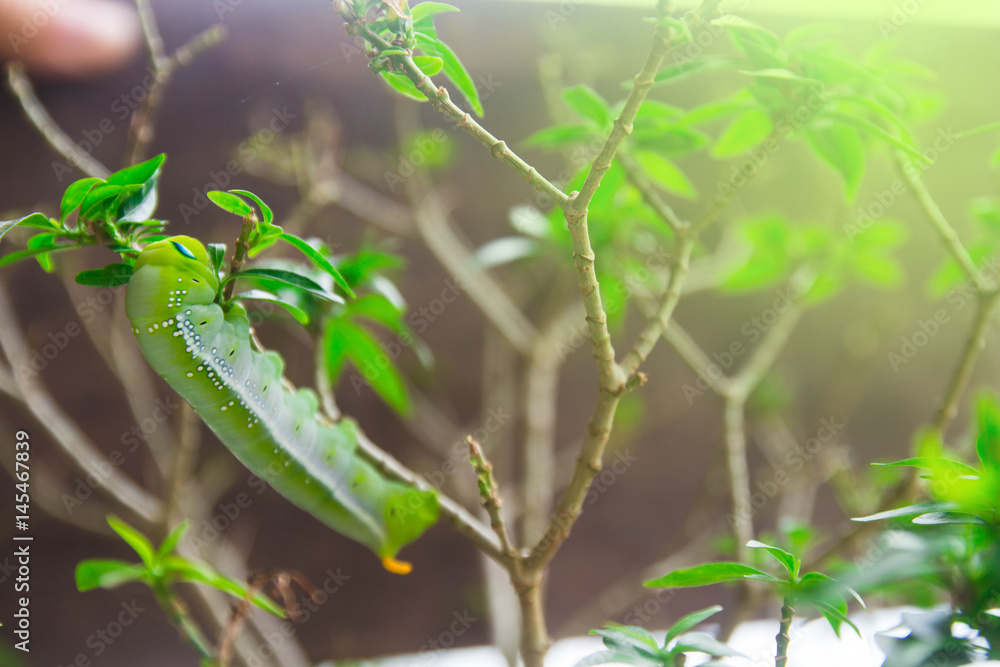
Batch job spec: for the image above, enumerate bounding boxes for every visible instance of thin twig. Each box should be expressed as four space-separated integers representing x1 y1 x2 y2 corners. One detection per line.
409 186 538 354
166 403 201 525
724 393 753 562
335 8 569 209
6 63 110 178
931 291 1000 433
898 154 988 291
620 235 695 378
0 284 162 522
223 216 257 301
521 305 578 545
467 436 517 560
126 1 226 163
618 150 686 234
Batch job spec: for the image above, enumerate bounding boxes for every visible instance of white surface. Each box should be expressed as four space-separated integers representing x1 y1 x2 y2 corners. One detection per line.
333 606 931 666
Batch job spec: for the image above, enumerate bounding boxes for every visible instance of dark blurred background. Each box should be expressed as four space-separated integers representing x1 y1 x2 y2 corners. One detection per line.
0 0 999 665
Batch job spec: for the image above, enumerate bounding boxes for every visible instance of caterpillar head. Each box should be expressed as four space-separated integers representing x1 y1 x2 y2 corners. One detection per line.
135 236 220 291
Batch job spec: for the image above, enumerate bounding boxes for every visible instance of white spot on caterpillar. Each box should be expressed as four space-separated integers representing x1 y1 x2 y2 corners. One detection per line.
147 327 154 333
220 406 227 411
186 372 194 377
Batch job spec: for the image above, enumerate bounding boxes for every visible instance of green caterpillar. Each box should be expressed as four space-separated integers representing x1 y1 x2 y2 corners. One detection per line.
125 236 438 573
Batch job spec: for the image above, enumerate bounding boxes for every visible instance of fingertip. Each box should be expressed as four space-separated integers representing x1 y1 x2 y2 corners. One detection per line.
4 0 143 80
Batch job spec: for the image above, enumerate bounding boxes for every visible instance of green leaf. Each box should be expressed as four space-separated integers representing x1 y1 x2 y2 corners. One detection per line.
664 605 724 645
160 556 286 618
873 457 981 476
672 632 743 657
739 68 821 84
75 559 147 592
645 562 776 588
822 111 929 163
851 501 958 523
381 71 428 102
746 540 798 579
413 55 444 76
562 84 610 127
106 153 166 188
1 213 51 244
574 649 649 667
27 233 57 272
327 319 411 415
60 178 102 223
592 626 661 657
277 233 355 298
635 151 697 200
0 243 81 269
911 511 987 526
207 243 226 275
107 515 156 569
724 251 789 292
975 392 1000 470
653 55 738 86
228 189 273 225
106 154 165 224
712 109 773 158
810 598 860 638
804 125 866 201
955 119 1000 139
156 521 189 563
798 571 865 609
423 37 483 116
207 191 255 218
75 263 134 288
226 268 344 304
524 124 595 149
234 290 311 325
347 293 433 368
411 1 458 28
80 183 132 221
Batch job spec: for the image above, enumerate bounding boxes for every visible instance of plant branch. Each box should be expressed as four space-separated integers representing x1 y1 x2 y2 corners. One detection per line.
723 392 753 562
467 436 517 561
618 151 686 234
6 63 111 178
931 290 1000 433
126 0 226 163
898 154 988 291
0 284 162 522
661 321 731 395
408 185 538 354
336 6 569 209
521 305 578 545
621 235 695 378
775 596 794 667
223 216 257 301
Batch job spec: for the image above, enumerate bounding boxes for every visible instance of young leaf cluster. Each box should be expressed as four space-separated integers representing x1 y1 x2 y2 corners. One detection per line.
337 0 483 116
0 154 169 279
577 605 742 667
853 392 1000 662
646 540 865 638
76 515 285 618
